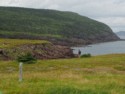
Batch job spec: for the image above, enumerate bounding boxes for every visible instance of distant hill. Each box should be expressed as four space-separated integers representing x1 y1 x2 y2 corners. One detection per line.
116 31 125 39
0 7 119 46
116 31 125 36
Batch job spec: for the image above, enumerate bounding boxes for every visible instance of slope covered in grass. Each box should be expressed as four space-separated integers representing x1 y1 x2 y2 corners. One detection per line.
0 54 125 94
0 7 119 45
0 38 49 49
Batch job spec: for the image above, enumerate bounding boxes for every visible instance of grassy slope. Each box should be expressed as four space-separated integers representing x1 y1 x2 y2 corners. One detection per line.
0 38 49 49
0 54 125 94
0 7 118 40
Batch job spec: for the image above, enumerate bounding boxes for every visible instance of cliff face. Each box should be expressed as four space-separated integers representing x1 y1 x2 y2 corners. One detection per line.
0 7 120 46
0 43 74 60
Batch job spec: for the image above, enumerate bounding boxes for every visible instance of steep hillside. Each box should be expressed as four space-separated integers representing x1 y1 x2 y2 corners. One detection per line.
0 7 119 46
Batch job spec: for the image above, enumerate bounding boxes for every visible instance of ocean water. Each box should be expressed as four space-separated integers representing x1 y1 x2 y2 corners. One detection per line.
72 40 125 56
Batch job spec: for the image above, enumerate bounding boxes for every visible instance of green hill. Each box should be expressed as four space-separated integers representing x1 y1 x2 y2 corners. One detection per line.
0 7 119 45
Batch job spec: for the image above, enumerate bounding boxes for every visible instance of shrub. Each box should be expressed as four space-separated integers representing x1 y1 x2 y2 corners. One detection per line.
81 53 91 58
17 53 37 64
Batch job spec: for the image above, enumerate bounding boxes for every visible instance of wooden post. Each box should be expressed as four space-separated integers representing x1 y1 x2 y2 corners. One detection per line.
19 62 23 82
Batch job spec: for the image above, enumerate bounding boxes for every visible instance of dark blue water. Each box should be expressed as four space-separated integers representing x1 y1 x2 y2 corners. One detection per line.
72 41 125 56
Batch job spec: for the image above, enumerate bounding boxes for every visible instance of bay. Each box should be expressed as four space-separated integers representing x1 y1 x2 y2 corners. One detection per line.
72 40 125 56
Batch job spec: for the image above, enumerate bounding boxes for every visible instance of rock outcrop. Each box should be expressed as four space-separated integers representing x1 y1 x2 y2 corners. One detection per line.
0 43 74 60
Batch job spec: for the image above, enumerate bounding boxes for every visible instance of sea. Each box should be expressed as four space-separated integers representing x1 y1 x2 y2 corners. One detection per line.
72 40 125 56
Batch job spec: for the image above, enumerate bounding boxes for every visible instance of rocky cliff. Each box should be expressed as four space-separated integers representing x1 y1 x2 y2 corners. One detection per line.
0 43 74 60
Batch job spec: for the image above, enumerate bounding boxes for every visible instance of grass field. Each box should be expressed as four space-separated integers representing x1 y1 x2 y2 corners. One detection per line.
0 54 125 94
0 38 49 49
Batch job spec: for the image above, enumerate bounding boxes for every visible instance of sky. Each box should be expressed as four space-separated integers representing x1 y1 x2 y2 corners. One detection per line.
0 0 125 32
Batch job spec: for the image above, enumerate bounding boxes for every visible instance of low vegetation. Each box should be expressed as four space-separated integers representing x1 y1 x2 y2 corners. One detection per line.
17 53 37 64
0 54 125 94
81 53 91 58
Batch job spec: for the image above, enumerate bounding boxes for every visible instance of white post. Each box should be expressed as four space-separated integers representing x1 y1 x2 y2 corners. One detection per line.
19 62 23 82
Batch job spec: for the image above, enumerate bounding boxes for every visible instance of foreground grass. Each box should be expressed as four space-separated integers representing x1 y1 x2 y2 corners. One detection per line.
1 54 125 94
0 38 49 49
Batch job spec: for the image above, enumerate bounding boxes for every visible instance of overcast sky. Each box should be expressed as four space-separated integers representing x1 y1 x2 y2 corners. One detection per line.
0 0 125 32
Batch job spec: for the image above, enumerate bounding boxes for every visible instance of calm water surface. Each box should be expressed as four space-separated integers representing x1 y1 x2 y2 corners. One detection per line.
72 40 125 56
